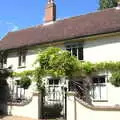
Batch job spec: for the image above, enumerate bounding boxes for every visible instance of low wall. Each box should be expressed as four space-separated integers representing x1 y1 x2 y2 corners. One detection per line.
67 92 120 120
7 93 41 119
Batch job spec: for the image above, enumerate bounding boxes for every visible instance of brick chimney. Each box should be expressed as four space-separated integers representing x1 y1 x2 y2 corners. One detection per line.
44 0 56 23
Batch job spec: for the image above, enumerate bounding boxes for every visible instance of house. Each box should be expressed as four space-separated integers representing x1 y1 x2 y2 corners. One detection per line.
1 0 120 119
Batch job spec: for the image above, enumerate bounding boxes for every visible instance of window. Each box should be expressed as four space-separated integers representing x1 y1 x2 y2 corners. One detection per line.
92 76 107 101
15 80 24 99
0 52 7 68
66 44 83 60
18 49 26 67
47 78 60 101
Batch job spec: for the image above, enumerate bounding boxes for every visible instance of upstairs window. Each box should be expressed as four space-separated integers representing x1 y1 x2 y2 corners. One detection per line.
18 49 26 67
91 75 107 101
66 44 83 60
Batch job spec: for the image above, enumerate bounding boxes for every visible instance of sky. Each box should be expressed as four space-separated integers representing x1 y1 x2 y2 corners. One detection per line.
0 0 99 39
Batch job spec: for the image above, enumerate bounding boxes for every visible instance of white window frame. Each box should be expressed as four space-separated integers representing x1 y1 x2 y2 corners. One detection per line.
66 44 83 60
91 75 108 101
47 78 61 101
18 49 26 67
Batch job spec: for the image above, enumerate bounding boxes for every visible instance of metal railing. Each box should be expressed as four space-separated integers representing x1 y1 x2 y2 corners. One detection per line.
69 80 92 104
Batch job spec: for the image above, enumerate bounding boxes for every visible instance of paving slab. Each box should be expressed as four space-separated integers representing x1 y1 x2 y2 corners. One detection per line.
0 116 37 120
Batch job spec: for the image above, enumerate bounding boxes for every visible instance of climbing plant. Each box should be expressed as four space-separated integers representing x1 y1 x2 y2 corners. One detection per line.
34 47 80 90
14 47 120 89
13 70 33 89
110 72 120 87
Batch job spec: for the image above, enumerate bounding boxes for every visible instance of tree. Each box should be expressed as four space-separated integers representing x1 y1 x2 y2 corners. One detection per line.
99 0 118 10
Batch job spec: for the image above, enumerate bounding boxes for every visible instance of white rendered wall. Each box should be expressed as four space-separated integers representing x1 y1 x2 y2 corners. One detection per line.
84 36 120 62
7 49 37 72
67 93 120 120
5 35 120 107
8 94 39 119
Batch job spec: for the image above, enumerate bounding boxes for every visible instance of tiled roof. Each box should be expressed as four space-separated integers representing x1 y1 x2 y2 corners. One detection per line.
1 8 120 50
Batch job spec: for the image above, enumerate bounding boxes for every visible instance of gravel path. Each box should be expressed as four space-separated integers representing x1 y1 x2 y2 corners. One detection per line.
0 116 37 120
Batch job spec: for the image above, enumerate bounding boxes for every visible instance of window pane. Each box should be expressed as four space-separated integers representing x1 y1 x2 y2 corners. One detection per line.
93 77 99 83
99 76 105 83
18 56 21 66
66 48 71 54
22 55 26 63
16 80 20 86
54 79 59 85
93 85 101 100
78 47 83 60
72 48 77 57
92 76 107 100
49 79 53 85
100 85 107 100
18 50 26 66
93 76 105 83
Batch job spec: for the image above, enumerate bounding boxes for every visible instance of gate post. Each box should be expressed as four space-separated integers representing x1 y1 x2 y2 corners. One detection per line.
64 87 67 120
67 92 76 120
38 89 44 119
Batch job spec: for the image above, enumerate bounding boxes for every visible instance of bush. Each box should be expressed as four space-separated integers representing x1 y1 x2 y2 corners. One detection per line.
20 76 31 89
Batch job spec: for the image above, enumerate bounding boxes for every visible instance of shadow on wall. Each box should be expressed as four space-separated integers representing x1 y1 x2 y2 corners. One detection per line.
43 104 63 119
0 80 9 116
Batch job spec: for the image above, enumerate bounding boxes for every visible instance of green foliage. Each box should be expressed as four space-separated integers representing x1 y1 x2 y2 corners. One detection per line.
80 62 94 75
110 72 120 87
13 70 34 77
13 70 33 89
77 61 120 87
14 47 120 89
33 68 45 90
35 47 80 77
34 47 80 90
99 0 118 10
20 76 31 89
94 61 116 72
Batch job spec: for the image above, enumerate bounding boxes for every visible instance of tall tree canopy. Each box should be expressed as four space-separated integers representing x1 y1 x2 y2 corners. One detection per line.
99 0 118 10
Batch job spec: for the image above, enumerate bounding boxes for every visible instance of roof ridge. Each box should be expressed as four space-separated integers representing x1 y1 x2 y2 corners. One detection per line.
55 7 116 22
8 7 117 34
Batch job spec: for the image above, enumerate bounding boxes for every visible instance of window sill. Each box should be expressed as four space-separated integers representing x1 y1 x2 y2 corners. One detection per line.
93 100 108 102
17 66 26 69
48 99 61 101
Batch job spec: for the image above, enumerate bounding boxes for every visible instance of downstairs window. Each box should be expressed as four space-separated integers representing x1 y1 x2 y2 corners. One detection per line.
92 75 107 101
